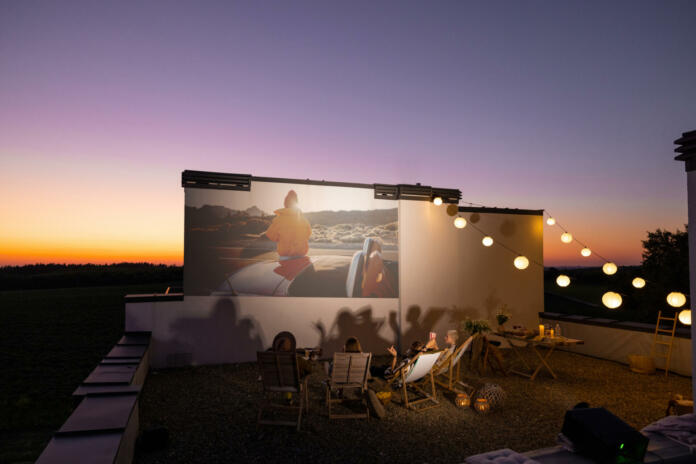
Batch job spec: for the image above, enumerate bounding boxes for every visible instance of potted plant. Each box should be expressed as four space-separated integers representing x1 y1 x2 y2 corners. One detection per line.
462 318 491 336
495 305 510 333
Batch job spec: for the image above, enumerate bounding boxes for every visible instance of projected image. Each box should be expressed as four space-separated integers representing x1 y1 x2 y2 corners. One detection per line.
184 182 398 297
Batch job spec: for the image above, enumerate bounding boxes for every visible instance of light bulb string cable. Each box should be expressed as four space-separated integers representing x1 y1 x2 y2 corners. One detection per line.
466 221 544 268
543 210 613 263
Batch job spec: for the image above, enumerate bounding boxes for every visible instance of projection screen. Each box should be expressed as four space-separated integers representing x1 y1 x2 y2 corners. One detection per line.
184 180 399 298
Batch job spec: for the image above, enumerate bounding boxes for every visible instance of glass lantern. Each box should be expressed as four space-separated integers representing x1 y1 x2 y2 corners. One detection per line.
455 392 470 408
474 398 490 414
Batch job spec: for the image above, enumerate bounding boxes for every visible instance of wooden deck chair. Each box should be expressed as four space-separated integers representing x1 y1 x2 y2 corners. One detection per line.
325 352 372 420
434 335 475 393
390 350 442 411
256 351 309 431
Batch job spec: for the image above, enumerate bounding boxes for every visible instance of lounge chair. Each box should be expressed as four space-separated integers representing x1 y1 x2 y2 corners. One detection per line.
325 352 372 420
434 335 475 393
390 350 443 411
256 351 309 431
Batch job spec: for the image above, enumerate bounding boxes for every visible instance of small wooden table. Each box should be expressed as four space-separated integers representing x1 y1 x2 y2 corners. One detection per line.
499 332 584 381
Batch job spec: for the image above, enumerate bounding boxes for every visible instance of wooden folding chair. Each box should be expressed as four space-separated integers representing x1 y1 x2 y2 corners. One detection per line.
434 335 475 393
256 351 309 431
390 351 442 411
325 352 372 420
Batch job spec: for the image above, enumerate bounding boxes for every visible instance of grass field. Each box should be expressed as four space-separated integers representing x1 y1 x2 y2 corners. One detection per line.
0 283 171 464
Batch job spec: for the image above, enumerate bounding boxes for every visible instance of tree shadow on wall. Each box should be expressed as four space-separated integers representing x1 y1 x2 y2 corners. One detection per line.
160 298 264 366
312 306 395 356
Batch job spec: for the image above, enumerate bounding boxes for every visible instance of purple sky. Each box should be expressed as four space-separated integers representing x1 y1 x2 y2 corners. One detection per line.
1 1 695 265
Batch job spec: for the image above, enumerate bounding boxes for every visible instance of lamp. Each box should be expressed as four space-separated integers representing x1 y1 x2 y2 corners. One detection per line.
632 277 646 289
556 275 570 287
513 256 529 270
482 236 494 247
602 292 622 309
454 217 467 229
666 292 687 308
678 309 691 326
602 262 617 275
581 248 591 257
455 392 471 408
433 196 443 206
546 217 556 226
474 398 490 414
561 233 573 244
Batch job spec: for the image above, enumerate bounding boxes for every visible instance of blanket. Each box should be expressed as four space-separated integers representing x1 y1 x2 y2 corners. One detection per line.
642 413 696 454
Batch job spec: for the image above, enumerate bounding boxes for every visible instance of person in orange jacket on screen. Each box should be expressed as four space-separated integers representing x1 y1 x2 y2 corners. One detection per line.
265 190 312 260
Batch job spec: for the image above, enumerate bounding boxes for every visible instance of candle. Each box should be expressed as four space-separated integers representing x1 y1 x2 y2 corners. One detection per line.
549 329 555 338
538 324 545 337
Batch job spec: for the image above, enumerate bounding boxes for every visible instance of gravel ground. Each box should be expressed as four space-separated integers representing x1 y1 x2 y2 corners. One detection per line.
134 350 691 464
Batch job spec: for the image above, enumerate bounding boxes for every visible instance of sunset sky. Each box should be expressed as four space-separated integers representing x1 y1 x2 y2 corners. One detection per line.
1 1 695 267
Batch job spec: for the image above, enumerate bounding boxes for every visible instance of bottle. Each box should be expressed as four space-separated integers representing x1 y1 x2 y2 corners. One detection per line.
555 323 562 338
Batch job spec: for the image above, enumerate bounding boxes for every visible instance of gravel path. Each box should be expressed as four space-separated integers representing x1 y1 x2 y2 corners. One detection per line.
134 350 691 464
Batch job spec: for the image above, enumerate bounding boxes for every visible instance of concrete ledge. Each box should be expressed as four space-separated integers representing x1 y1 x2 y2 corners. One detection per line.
124 293 183 303
539 312 691 339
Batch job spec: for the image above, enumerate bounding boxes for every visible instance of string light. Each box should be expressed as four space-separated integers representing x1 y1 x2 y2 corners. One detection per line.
482 236 494 247
546 217 556 225
602 292 622 309
556 275 570 287
666 292 687 308
580 248 591 257
454 216 467 228
433 196 443 206
513 256 529 270
678 309 691 326
602 262 617 275
632 277 646 289
561 232 573 244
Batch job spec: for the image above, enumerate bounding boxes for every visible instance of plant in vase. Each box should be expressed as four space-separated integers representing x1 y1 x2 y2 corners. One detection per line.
495 305 510 333
462 318 491 336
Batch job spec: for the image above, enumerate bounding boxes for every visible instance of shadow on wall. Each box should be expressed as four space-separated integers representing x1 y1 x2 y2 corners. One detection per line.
313 306 396 356
159 298 264 366
400 304 484 350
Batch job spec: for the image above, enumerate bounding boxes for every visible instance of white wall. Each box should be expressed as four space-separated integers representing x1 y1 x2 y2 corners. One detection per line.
398 201 544 348
540 318 692 376
127 297 398 368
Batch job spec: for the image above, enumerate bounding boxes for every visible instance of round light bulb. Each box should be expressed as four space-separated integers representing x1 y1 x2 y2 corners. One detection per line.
433 196 443 206
482 236 494 247
546 217 556 226
581 248 591 257
602 262 617 275
561 233 573 244
454 217 467 229
602 292 622 309
678 309 691 326
666 292 687 308
556 275 570 287
632 277 646 289
513 256 529 270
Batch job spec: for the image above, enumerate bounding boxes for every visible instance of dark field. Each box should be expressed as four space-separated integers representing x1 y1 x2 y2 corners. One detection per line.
0 283 170 464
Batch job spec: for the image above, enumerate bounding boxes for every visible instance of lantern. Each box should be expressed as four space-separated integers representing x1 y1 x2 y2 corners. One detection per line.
546 217 556 226
581 247 591 257
561 233 573 244
678 309 691 326
666 292 687 308
474 398 490 414
556 275 570 287
513 256 529 270
602 262 617 275
455 392 471 408
482 236 494 247
433 196 443 206
454 217 467 229
632 277 646 289
602 292 622 309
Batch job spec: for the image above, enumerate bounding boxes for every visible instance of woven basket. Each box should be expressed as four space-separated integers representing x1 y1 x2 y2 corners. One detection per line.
628 354 655 374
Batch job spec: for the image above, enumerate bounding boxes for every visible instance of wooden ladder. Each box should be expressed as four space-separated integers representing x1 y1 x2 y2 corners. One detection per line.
651 310 677 377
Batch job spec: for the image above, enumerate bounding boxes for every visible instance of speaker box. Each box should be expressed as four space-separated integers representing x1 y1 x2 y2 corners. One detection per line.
561 407 648 463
